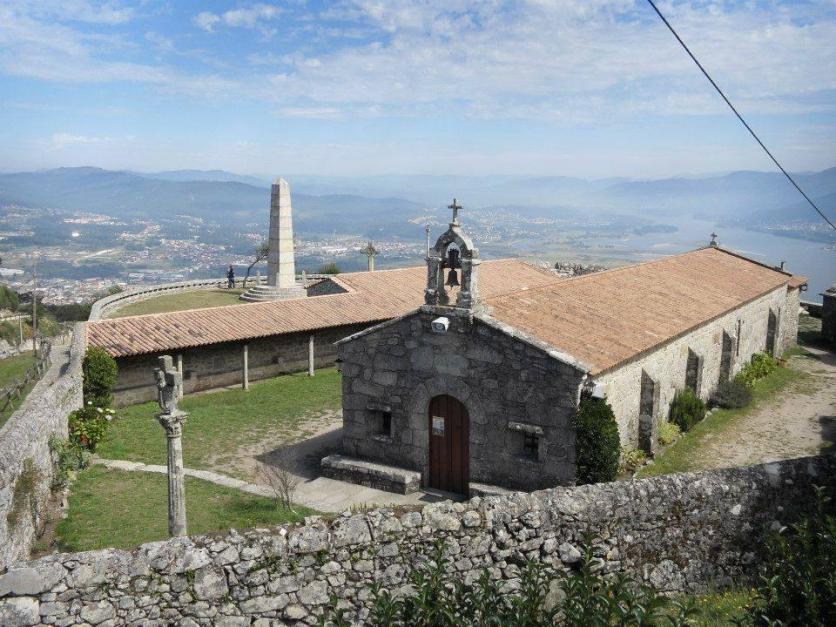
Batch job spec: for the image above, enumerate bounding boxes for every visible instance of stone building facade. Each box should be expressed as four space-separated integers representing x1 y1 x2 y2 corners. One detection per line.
330 209 806 495
337 312 585 492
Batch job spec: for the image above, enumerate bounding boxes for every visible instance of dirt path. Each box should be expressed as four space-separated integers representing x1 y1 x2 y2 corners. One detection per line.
204 408 344 481
693 345 836 471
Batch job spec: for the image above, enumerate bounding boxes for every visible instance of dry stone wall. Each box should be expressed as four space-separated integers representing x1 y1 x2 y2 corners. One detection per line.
2 455 833 626
0 326 84 572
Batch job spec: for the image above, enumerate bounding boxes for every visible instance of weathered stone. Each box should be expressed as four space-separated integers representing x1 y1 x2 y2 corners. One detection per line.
330 515 372 547
558 542 581 564
79 600 116 625
283 604 308 620
298 580 328 606
0 564 65 596
240 594 288 613
0 597 40 626
192 567 228 601
649 560 684 591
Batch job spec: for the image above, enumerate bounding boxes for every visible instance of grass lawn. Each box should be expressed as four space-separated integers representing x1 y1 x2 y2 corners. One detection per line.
108 288 246 318
0 351 36 428
55 466 314 552
683 590 754 625
98 369 342 475
637 361 805 478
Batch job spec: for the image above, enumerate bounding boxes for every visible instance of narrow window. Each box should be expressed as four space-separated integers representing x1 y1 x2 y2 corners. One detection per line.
522 432 539 461
370 410 392 437
736 319 742 356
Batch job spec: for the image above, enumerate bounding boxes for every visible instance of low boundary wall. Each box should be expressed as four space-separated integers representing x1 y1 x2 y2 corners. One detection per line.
89 275 333 321
0 454 833 625
0 325 85 573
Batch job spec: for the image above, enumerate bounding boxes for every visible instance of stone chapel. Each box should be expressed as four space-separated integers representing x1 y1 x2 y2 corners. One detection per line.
324 201 806 496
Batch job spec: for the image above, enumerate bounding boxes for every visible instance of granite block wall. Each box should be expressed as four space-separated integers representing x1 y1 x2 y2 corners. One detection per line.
1 455 832 626
595 285 797 447
0 326 84 572
338 310 586 491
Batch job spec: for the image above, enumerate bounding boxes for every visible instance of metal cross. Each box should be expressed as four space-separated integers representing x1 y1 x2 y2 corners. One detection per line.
448 198 462 224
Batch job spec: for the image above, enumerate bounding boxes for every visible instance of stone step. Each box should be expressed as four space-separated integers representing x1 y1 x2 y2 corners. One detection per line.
320 454 421 495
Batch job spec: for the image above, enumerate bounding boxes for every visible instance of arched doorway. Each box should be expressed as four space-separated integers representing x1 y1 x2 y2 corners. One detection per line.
428 395 469 494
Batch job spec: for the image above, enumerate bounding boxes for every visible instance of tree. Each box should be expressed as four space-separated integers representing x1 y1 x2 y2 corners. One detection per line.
318 262 341 275
242 241 269 288
82 347 118 408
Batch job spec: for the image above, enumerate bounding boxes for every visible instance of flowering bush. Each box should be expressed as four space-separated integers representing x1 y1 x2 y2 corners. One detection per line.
658 421 681 446
735 352 779 389
69 402 115 452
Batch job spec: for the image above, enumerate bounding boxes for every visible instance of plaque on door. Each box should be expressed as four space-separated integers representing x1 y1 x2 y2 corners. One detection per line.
432 416 445 436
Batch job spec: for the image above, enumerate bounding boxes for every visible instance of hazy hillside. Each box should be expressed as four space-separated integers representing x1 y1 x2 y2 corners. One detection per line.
2 166 834 231
0 167 425 238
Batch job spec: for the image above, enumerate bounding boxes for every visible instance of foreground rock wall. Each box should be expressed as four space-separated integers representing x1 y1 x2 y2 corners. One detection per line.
1 455 833 626
0 326 84 573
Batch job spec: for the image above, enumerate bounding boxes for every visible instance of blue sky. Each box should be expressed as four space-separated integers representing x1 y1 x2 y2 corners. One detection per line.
1 0 834 178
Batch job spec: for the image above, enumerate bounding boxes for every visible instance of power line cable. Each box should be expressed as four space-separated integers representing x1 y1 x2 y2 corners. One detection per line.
645 0 836 231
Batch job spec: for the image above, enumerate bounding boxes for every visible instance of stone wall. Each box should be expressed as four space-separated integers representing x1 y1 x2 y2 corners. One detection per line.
112 324 370 406
822 287 836 344
1 455 833 626
0 326 85 573
338 310 586 491
595 285 796 447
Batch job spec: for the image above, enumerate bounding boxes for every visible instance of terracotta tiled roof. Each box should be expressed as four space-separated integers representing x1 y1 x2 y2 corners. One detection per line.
787 275 807 289
87 259 559 357
485 247 795 376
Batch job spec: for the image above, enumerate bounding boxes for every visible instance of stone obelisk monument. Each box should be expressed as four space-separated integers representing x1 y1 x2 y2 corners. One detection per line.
155 355 188 537
241 178 306 301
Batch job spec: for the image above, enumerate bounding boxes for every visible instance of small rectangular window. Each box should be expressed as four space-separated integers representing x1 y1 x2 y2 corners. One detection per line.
371 410 392 437
522 432 539 461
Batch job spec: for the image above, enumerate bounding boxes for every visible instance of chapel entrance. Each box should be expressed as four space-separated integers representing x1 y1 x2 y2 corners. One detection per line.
428 395 469 494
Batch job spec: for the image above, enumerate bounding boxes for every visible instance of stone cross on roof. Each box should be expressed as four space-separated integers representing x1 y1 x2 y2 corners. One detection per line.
710 232 719 247
448 198 462 225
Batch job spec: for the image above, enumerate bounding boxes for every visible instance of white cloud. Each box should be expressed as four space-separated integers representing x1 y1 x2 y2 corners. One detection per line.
194 12 221 33
49 132 115 150
194 4 282 33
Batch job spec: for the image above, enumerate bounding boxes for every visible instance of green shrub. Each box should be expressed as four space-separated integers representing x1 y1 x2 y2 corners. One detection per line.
69 405 114 452
317 262 341 275
82 347 118 407
573 396 620 484
658 421 681 446
318 540 697 626
48 435 89 489
0 285 20 311
669 387 706 432
749 487 835 626
711 379 752 409
735 352 779 388
619 446 647 474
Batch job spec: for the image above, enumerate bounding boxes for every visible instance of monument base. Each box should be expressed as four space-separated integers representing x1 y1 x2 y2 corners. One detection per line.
240 283 306 302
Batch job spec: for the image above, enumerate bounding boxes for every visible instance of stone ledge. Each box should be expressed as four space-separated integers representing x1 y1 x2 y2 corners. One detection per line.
320 454 421 495
468 482 517 498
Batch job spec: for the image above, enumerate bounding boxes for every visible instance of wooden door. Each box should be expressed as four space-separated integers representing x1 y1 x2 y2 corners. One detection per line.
428 395 469 494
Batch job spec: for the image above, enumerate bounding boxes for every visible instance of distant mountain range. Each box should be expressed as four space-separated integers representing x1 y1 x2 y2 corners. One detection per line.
1 165 834 231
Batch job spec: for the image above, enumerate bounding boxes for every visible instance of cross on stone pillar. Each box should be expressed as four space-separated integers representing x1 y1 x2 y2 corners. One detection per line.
362 241 378 272
448 198 462 225
710 232 719 247
154 355 188 537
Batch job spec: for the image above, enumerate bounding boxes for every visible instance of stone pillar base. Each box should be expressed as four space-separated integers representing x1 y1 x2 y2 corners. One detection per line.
239 284 306 302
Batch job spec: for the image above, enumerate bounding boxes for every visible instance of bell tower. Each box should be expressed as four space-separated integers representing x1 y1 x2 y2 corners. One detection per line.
424 198 480 310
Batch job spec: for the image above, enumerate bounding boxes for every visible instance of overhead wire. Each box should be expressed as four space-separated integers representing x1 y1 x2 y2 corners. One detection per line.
645 0 836 231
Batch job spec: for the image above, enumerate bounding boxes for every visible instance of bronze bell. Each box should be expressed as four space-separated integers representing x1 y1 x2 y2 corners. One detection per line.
446 247 461 269
446 268 460 287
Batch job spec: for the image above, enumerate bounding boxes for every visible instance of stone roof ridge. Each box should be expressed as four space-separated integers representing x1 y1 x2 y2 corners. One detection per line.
707 245 802 281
